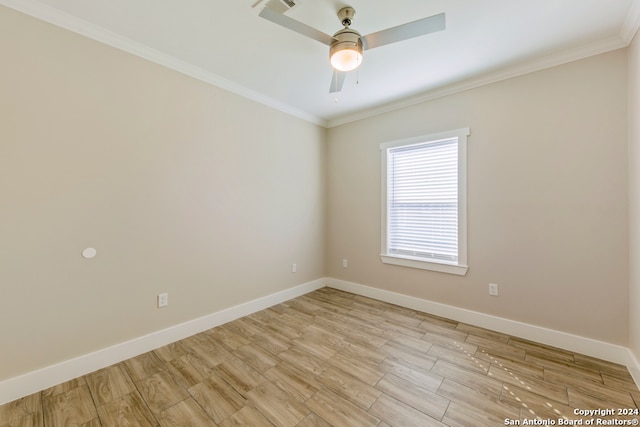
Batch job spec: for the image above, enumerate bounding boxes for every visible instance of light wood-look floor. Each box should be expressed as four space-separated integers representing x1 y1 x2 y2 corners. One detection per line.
1 288 639 426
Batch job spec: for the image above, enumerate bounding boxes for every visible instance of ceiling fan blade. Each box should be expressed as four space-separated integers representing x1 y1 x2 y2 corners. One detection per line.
259 7 335 46
362 12 445 50
329 71 346 93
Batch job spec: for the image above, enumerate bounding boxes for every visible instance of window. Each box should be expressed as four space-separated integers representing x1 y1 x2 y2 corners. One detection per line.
380 128 469 275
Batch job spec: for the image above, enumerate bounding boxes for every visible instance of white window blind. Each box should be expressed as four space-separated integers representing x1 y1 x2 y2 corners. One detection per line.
387 138 459 262
381 128 468 275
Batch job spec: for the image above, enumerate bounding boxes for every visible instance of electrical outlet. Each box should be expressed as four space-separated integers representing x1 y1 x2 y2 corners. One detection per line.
158 293 169 308
489 283 499 296
292 263 297 273
343 259 348 268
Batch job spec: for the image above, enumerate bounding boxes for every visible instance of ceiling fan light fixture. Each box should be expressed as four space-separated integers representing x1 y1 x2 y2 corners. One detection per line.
330 47 362 72
330 28 363 72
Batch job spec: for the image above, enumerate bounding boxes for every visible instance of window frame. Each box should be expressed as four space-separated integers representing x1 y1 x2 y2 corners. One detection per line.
380 128 469 276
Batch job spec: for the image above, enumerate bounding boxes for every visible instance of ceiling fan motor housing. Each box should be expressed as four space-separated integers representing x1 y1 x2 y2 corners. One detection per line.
330 27 362 52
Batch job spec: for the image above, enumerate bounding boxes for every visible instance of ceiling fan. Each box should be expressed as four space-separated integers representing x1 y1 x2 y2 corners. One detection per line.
254 0 446 93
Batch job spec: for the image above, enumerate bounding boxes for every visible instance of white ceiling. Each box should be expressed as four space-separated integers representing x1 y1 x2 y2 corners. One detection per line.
3 0 640 127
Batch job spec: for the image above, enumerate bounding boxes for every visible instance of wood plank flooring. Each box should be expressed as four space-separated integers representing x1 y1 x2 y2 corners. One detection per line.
1 288 639 426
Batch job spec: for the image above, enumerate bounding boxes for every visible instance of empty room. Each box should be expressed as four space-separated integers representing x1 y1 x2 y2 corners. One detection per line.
2 0 640 425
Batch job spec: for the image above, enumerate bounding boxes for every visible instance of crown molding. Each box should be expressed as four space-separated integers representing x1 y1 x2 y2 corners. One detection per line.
327 35 627 127
2 0 635 129
0 0 327 127
328 0 638 127
621 0 640 43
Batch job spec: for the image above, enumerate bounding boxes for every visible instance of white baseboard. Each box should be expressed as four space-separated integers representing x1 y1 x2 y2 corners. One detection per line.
0 278 325 406
3 277 639 405
627 350 640 389
327 278 636 370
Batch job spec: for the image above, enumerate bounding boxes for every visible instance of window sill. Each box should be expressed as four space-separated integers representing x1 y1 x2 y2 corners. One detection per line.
380 254 468 276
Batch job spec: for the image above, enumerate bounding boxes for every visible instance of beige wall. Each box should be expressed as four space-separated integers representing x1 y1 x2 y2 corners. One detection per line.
0 6 325 381
0 2 634 385
630 31 640 359
326 50 629 345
